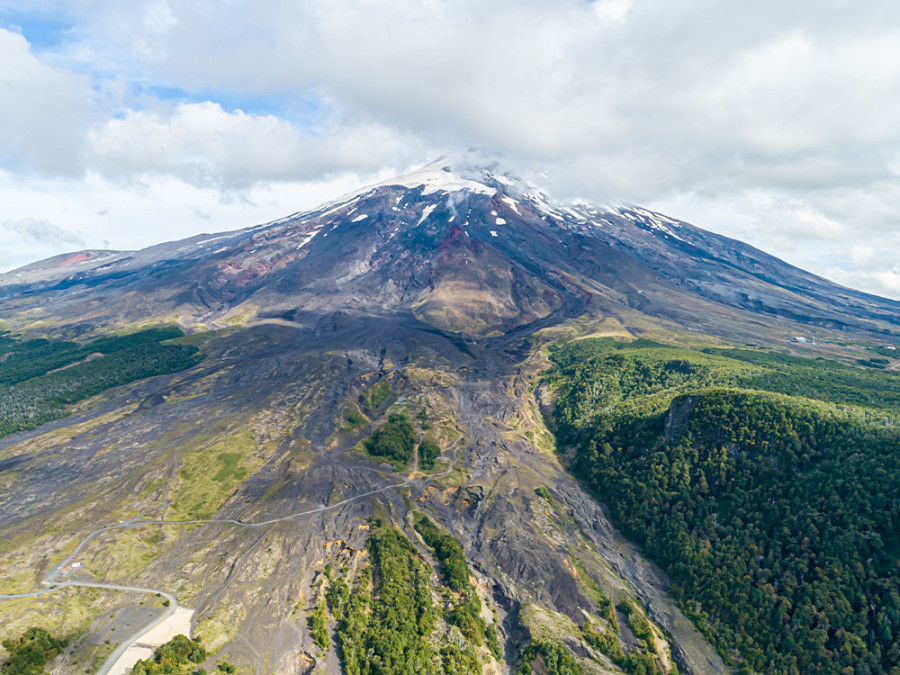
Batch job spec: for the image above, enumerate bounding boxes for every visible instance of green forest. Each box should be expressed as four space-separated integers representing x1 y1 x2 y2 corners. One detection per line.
0 327 202 439
364 413 417 466
549 338 900 673
0 627 67 675
518 641 582 675
414 515 500 657
331 519 495 674
130 634 207 674
363 412 442 471
338 524 436 673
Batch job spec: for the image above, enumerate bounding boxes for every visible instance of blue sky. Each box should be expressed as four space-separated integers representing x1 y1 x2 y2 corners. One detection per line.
1 1 899 299
0 10 72 48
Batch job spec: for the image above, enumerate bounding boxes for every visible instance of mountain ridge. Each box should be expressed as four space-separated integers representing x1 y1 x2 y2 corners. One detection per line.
1 155 898 342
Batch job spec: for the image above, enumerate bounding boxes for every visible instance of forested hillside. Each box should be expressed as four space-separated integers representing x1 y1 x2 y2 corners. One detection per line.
0 327 202 438
549 339 900 673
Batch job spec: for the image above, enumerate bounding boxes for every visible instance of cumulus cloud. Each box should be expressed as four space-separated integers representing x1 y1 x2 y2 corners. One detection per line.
0 28 91 173
86 102 428 188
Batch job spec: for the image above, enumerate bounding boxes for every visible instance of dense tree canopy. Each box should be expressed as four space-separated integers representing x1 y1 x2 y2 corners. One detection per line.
418 439 441 470
518 641 582 675
336 524 438 674
550 339 900 673
364 413 417 465
131 634 207 674
414 515 495 652
0 627 67 675
0 327 201 438
334 520 493 674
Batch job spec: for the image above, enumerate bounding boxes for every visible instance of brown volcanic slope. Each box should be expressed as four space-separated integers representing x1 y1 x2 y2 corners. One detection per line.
0 157 898 674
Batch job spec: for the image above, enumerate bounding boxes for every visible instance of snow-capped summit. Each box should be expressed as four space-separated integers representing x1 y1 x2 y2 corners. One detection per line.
373 150 502 196
2 154 898 338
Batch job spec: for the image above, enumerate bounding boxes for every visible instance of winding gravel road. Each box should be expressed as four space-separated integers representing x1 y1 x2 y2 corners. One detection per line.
0 479 413 674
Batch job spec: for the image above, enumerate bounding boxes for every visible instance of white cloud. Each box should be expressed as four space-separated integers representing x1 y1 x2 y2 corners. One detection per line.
825 260 900 301
86 102 427 188
0 28 91 173
7 217 84 246
0 216 84 270
0 167 387 271
593 0 633 23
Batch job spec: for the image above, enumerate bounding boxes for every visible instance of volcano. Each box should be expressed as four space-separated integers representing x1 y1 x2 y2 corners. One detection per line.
3 154 897 339
0 155 898 675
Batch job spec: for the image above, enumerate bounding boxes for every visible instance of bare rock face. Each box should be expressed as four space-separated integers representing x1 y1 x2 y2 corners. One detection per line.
410 237 562 335
273 650 316 674
0 154 898 675
664 395 699 441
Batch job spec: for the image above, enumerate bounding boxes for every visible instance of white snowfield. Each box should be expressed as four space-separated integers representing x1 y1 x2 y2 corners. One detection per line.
376 161 496 196
252 151 690 252
500 195 521 214
416 203 437 226
106 607 194 675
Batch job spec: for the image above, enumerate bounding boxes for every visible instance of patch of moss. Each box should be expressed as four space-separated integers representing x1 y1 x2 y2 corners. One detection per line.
170 431 262 520
364 380 393 411
534 486 553 502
